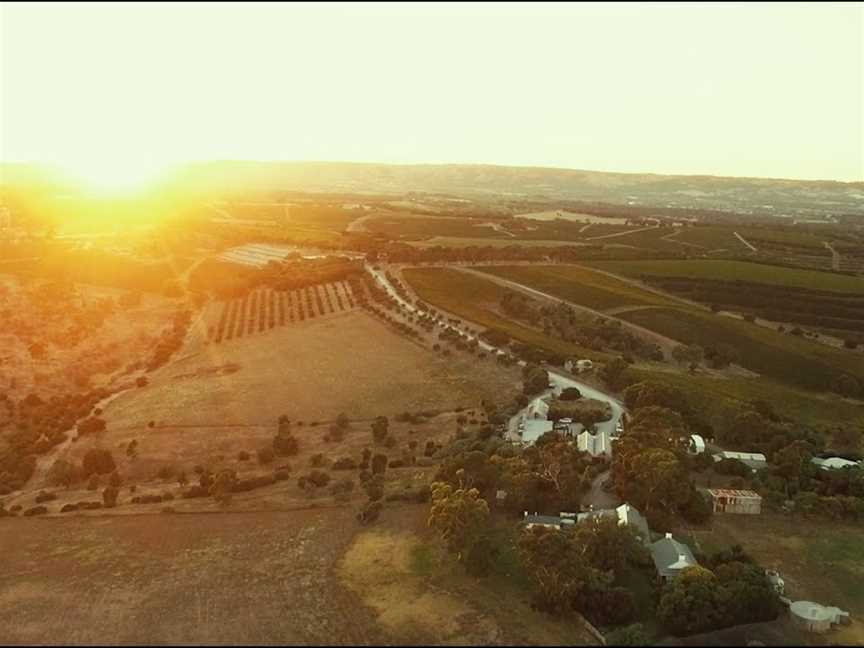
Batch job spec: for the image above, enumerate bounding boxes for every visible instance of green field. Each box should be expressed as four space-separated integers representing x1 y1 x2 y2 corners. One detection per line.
475 265 677 311
628 368 864 429
736 227 829 251
585 259 864 293
365 216 509 240
668 226 751 252
620 307 864 394
402 267 608 361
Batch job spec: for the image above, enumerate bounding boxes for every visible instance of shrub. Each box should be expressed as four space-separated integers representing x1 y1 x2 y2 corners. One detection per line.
257 447 275 465
237 450 251 462
232 474 276 492
273 431 299 457
182 485 209 499
81 449 116 477
87 474 100 491
388 459 405 469
273 469 291 481
102 486 119 508
136 376 149 387
156 465 176 481
310 453 328 468
35 491 57 504
357 500 382 525
60 503 79 513
332 457 357 470
24 505 49 516
371 453 388 475
307 470 330 488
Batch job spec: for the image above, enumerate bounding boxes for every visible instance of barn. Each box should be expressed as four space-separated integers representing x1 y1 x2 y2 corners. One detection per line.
705 488 762 514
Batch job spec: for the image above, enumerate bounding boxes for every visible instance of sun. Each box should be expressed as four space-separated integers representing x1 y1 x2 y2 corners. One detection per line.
57 156 171 196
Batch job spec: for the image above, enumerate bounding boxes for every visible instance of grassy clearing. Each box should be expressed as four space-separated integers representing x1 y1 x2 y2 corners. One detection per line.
585 259 864 294
736 227 829 251
620 307 864 393
682 514 864 645
475 264 677 311
628 367 864 429
402 267 609 361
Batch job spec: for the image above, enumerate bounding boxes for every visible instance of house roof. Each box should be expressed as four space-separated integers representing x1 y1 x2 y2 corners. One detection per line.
524 514 567 527
576 429 610 456
650 535 697 578
811 457 860 471
616 503 651 543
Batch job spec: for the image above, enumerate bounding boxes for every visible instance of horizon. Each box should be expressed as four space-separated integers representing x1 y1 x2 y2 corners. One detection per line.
1 2 862 190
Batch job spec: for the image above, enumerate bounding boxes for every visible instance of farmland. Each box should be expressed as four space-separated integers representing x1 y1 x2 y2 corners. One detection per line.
584 259 864 293
203 280 357 344
619 307 864 395
401 267 608 361
474 264 677 311
627 367 864 430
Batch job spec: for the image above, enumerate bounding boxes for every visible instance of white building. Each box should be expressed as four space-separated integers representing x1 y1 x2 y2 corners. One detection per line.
689 434 706 455
576 429 611 457
811 457 861 471
713 450 767 471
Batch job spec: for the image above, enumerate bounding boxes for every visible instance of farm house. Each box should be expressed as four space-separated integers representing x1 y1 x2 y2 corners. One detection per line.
704 488 762 514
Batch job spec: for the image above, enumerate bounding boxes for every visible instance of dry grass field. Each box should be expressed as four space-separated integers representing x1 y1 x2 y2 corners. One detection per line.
0 505 600 646
12 306 519 499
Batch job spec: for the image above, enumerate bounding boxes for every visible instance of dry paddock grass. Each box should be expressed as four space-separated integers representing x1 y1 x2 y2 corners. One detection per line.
16 307 518 505
0 504 600 646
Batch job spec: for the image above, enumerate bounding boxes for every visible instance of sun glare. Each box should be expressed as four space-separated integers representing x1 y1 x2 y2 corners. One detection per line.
58 157 171 196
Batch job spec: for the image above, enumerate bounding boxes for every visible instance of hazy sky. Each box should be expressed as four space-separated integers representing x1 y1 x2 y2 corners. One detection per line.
1 1 862 185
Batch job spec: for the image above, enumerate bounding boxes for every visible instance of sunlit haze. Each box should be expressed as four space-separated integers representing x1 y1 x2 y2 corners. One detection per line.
1 1 862 186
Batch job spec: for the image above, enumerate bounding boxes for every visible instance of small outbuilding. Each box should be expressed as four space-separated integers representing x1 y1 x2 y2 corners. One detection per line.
713 451 767 472
689 434 706 455
704 488 762 514
811 456 861 471
789 601 850 633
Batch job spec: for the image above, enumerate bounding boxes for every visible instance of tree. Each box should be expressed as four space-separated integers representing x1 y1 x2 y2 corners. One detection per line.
573 515 643 579
47 459 80 488
672 345 703 366
559 387 582 401
715 561 781 626
518 525 612 617
371 416 389 444
428 481 490 562
657 566 730 637
102 485 119 508
371 453 388 475
210 469 237 506
599 357 631 391
623 381 689 415
522 364 550 396
830 423 862 454
605 623 649 646
81 449 116 477
273 430 299 456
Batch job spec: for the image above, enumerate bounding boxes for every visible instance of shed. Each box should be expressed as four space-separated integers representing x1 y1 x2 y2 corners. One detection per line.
811 457 861 471
713 451 767 472
789 601 850 633
689 434 706 455
705 488 762 514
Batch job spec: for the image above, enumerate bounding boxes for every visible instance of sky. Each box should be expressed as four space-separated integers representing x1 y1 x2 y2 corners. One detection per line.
1 1 862 187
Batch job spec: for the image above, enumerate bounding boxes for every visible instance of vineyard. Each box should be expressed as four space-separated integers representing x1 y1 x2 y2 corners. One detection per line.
206 280 357 343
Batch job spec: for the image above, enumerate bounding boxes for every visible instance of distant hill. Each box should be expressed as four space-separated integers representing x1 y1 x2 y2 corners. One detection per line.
3 160 862 217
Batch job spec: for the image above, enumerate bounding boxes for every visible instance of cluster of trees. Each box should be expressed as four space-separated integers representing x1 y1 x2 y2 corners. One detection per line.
146 309 192 372
658 547 781 636
522 363 550 397
612 383 713 530
518 517 647 626
500 294 663 362
189 256 362 299
0 388 111 493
